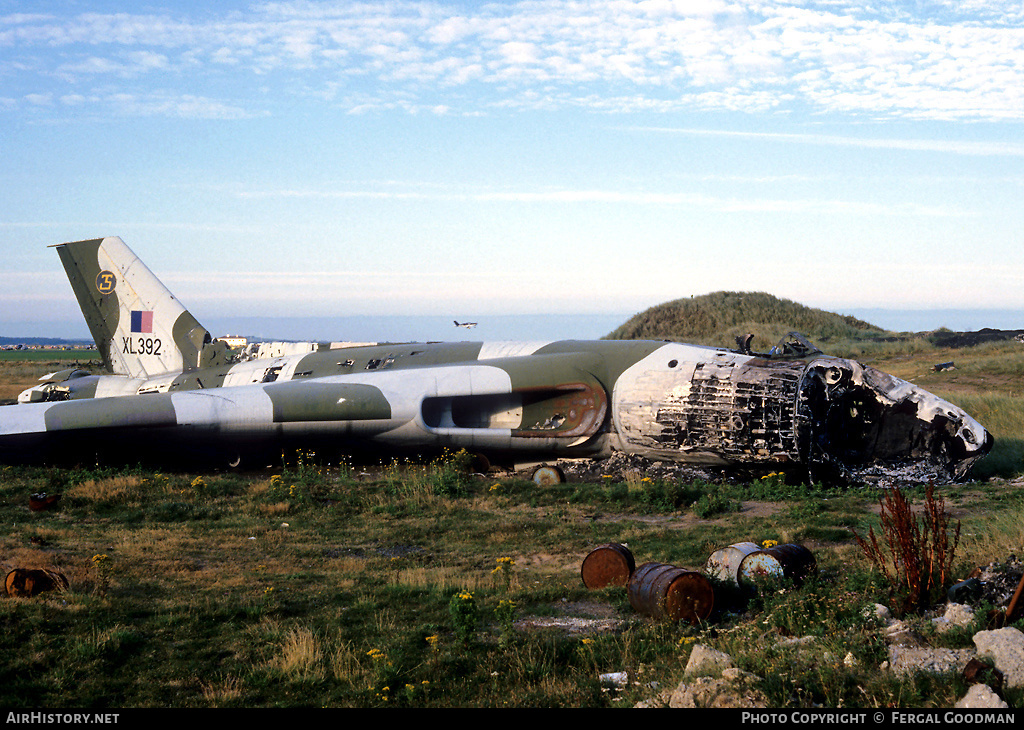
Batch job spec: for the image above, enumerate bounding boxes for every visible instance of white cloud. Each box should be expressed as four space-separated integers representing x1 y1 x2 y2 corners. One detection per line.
0 1 1021 121
100 92 261 119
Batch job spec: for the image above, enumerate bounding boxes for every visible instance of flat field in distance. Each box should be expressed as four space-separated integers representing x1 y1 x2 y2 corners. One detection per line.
0 350 100 403
0 338 1022 708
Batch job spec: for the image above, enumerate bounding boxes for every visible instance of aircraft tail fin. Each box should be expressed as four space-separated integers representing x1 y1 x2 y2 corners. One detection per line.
55 237 229 378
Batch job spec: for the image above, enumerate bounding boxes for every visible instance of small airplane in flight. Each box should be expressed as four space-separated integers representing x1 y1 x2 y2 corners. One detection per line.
0 237 992 484
454 321 477 329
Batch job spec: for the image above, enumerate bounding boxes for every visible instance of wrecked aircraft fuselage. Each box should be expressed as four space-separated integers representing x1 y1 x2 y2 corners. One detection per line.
2 335 991 485
612 340 991 483
0 237 992 484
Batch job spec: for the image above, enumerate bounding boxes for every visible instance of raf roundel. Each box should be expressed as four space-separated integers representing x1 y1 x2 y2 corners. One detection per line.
95 270 116 295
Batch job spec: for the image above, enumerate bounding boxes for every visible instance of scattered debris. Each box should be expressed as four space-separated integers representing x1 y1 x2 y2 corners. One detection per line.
552 452 736 485
963 657 1004 694
974 556 1024 611
4 568 69 597
28 493 61 511
541 447 983 490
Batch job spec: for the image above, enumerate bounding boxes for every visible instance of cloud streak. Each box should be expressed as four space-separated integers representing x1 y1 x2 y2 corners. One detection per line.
633 127 1024 157
233 184 973 217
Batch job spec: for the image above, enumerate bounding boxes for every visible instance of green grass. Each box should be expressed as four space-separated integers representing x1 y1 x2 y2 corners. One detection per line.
3 453 1024 709
0 349 99 363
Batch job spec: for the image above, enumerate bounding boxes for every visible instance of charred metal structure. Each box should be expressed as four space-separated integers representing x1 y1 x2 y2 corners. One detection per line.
612 333 990 483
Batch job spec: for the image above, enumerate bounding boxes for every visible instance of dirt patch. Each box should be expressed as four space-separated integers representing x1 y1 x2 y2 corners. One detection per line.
588 500 783 531
515 600 626 635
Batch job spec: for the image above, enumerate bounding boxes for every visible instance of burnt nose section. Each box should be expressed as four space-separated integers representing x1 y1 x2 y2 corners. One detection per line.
797 358 992 484
952 428 993 480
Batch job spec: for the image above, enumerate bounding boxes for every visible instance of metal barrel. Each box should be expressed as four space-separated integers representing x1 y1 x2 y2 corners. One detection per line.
628 562 714 624
29 492 61 512
5 568 69 597
738 544 817 586
581 543 636 589
705 542 761 586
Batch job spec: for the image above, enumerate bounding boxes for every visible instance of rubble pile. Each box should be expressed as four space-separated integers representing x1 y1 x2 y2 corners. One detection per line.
848 459 957 489
540 452 973 489
975 556 1024 608
552 452 738 485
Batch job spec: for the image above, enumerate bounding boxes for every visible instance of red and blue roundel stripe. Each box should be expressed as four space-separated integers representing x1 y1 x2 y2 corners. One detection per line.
130 310 153 333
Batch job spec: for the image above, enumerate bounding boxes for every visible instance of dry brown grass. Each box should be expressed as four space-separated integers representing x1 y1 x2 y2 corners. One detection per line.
67 474 172 503
199 675 246 707
269 627 325 679
392 565 489 593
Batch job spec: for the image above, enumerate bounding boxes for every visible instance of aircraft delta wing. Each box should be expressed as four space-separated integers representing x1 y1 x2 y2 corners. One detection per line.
0 237 993 484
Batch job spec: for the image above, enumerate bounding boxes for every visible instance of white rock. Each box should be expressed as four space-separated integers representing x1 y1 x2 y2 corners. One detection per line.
600 672 628 687
684 645 735 678
932 602 975 633
974 627 1024 689
955 684 1008 709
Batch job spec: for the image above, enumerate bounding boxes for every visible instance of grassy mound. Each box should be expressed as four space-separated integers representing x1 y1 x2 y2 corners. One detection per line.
604 291 888 350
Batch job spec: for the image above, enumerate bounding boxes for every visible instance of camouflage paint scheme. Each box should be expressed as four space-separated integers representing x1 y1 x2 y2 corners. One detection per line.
0 238 993 482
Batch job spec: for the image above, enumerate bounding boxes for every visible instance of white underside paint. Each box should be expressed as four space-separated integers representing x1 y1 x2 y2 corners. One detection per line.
477 341 551 360
0 402 54 435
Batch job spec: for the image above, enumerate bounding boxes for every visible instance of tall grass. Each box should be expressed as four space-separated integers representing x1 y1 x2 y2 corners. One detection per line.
941 394 1024 480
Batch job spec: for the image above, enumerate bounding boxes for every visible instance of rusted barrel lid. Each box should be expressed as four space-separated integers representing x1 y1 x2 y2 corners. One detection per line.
581 543 635 588
5 568 69 597
739 544 817 586
705 542 761 585
628 562 714 624
29 493 61 512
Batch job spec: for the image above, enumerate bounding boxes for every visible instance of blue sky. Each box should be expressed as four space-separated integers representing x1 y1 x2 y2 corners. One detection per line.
2 0 1023 339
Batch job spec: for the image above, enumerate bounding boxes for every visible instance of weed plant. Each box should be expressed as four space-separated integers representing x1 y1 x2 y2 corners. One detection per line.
852 484 961 616
693 489 740 519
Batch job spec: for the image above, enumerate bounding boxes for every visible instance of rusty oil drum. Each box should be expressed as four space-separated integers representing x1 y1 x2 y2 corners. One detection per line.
705 542 761 586
581 543 635 589
628 562 714 624
738 543 817 586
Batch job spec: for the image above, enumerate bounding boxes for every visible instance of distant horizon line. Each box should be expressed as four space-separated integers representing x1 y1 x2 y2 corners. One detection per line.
4 307 1024 344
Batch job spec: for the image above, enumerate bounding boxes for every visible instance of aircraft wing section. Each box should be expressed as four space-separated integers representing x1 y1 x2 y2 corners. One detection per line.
264 381 392 422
